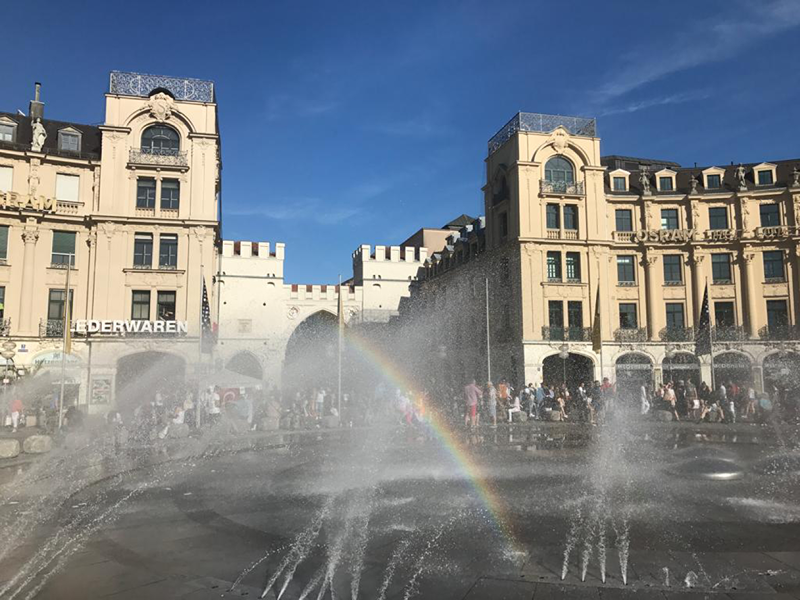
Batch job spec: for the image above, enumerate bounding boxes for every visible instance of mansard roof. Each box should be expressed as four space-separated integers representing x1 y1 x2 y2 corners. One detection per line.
0 112 102 160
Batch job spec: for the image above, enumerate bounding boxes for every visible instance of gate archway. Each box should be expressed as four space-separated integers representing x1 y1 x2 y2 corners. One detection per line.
115 351 186 414
713 352 752 387
662 352 701 386
542 352 594 389
615 353 653 401
282 311 339 392
226 351 263 381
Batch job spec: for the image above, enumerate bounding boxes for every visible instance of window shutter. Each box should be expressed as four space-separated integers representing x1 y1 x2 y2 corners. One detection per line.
55 174 80 202
0 166 12 193
52 231 76 254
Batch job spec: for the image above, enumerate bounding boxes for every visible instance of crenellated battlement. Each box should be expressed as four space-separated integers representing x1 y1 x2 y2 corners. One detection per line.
286 284 362 302
352 244 428 264
221 240 285 260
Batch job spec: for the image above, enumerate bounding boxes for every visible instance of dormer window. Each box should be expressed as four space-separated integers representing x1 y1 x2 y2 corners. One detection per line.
655 168 677 193
58 128 82 153
706 174 721 189
613 177 626 191
754 162 777 187
608 169 630 193
0 119 16 142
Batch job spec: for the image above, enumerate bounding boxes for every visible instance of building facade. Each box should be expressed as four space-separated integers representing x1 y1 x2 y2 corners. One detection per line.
0 72 220 411
399 112 800 394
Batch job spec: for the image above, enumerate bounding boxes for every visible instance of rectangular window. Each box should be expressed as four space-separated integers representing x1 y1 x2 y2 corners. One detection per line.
565 252 581 281
47 289 73 321
546 251 562 281
563 205 578 230
567 301 582 328
157 291 176 321
58 132 80 152
757 170 774 186
665 303 685 329
0 166 11 192
706 174 721 189
499 212 508 239
708 207 728 230
714 302 735 328
160 179 180 210
660 208 679 230
663 254 683 284
659 177 674 191
617 256 636 284
759 203 780 227
0 226 7 261
546 204 560 229
619 303 638 329
612 176 626 192
0 123 15 142
767 299 789 329
136 178 156 209
55 174 79 202
711 253 732 283
133 233 153 268
51 231 76 266
131 290 151 321
548 301 563 328
159 234 178 268
763 250 784 281
0 287 5 320
615 209 633 232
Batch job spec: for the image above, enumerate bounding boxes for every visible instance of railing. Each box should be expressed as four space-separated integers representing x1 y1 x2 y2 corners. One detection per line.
131 263 153 270
617 280 637 287
110 71 214 102
161 208 179 218
613 231 634 242
540 180 585 195
0 319 10 336
663 280 684 286
546 229 561 239
659 327 695 342
135 206 156 217
759 325 800 341
488 112 596 154
129 148 188 167
40 319 65 338
563 229 578 240
542 326 592 342
711 278 733 285
614 328 648 342
765 277 787 284
712 326 748 341
157 263 178 270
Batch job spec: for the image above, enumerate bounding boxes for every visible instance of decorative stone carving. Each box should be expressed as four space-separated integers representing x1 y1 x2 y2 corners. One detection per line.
741 201 751 230
742 252 756 264
792 165 800 188
691 203 700 227
549 127 569 153
735 164 747 191
287 306 299 320
86 232 97 248
688 254 705 266
31 119 47 152
794 199 800 227
689 175 699 194
21 230 39 245
147 92 174 122
639 166 651 196
28 161 40 196
98 222 117 239
643 255 658 267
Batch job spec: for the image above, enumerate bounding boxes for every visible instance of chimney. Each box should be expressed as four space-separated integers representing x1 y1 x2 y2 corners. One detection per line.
29 82 44 120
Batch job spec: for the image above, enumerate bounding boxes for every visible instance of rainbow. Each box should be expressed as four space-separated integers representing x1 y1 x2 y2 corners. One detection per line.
341 328 521 552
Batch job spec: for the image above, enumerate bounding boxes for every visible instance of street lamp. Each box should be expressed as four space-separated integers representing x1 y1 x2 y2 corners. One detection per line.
1 341 16 418
559 343 569 385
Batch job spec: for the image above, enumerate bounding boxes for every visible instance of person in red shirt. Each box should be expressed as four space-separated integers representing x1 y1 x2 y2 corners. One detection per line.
463 380 482 429
9 396 23 433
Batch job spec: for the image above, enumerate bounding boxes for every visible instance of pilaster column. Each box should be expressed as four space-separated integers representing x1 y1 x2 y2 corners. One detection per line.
742 251 759 338
18 228 39 335
689 253 706 325
643 254 659 340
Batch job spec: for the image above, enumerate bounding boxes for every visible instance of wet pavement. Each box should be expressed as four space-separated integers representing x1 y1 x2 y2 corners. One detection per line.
0 422 799 599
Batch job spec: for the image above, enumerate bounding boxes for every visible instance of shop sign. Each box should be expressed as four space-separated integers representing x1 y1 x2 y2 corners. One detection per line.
72 320 189 334
33 351 81 367
634 229 696 243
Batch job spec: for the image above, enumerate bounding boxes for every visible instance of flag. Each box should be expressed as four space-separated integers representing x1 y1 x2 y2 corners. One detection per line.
591 285 602 353
695 284 711 356
201 278 214 354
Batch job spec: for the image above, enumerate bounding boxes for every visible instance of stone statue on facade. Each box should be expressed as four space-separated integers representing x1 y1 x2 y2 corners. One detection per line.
735 164 747 191
31 118 46 152
792 165 800 188
639 166 651 195
689 174 699 194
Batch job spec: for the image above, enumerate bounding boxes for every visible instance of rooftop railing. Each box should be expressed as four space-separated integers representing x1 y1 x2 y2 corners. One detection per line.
488 112 597 155
109 71 214 103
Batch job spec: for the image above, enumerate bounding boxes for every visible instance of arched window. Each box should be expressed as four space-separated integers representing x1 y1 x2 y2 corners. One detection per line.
544 156 575 185
141 125 180 156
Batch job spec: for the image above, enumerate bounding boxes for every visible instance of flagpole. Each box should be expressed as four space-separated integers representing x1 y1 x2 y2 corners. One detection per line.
58 255 72 430
337 275 343 418
485 277 492 383
196 263 204 430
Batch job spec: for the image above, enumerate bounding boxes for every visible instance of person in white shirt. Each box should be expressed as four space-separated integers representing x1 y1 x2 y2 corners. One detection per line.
507 395 521 422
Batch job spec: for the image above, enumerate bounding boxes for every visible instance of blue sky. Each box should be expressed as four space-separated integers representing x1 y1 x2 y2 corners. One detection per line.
3 0 799 283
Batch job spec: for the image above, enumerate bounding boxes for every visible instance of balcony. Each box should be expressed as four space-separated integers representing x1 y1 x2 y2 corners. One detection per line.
712 325 748 341
0 319 10 337
759 325 800 341
110 71 214 103
40 319 66 338
546 228 579 240
659 327 695 342
613 231 634 242
540 180 585 196
542 326 592 342
614 328 648 343
129 147 188 168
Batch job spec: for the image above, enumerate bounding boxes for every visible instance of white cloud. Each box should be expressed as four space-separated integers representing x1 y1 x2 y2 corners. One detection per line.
598 90 712 116
598 0 800 101
265 93 340 121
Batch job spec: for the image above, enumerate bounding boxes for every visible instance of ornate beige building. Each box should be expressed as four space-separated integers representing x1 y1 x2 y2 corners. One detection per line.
0 73 220 411
399 112 800 395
